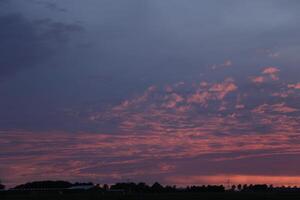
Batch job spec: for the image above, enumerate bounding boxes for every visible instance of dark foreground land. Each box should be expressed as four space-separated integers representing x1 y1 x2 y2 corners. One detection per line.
2 191 300 200
2 181 300 200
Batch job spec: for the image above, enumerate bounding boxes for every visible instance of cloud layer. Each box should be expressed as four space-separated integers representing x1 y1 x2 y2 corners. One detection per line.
1 0 300 187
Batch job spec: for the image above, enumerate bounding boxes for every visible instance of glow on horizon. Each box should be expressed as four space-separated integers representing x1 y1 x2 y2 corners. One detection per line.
167 175 300 187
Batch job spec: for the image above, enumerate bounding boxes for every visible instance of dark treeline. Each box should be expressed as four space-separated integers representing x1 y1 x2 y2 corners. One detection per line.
2 180 300 193
107 183 300 193
13 181 72 190
8 181 224 193
110 182 225 193
3 181 300 200
12 181 94 190
0 183 5 190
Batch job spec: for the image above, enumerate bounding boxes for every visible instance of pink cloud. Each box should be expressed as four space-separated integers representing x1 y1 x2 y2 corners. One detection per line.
262 67 280 81
250 67 281 84
272 103 299 113
272 91 294 98
162 93 184 109
209 79 237 99
262 67 280 75
288 83 300 89
252 103 298 114
235 104 245 109
187 91 210 105
251 76 266 84
6 77 300 187
210 60 233 70
158 163 176 172
187 78 237 105
3 108 300 187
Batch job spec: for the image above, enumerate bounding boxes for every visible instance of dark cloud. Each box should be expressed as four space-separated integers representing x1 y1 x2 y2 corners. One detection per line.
0 13 82 79
36 1 67 12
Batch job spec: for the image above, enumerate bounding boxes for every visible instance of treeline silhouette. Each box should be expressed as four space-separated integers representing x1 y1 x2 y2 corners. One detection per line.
0 183 5 190
110 182 225 193
13 181 93 190
7 181 224 193
3 180 300 193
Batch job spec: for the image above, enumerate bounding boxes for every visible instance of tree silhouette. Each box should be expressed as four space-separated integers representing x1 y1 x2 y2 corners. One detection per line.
237 184 242 191
151 182 164 193
0 179 5 190
13 180 73 189
136 182 150 192
110 182 137 192
103 184 109 191
231 185 236 191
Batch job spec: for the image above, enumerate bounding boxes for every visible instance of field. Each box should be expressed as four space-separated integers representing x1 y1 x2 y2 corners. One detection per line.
2 191 300 200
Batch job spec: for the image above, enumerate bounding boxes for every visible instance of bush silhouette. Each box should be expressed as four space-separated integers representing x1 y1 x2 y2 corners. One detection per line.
13 181 73 189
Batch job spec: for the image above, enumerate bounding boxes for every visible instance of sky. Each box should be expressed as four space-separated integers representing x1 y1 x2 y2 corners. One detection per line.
1 0 300 187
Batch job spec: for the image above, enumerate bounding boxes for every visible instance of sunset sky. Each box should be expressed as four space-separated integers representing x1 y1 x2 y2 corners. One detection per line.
1 0 300 187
